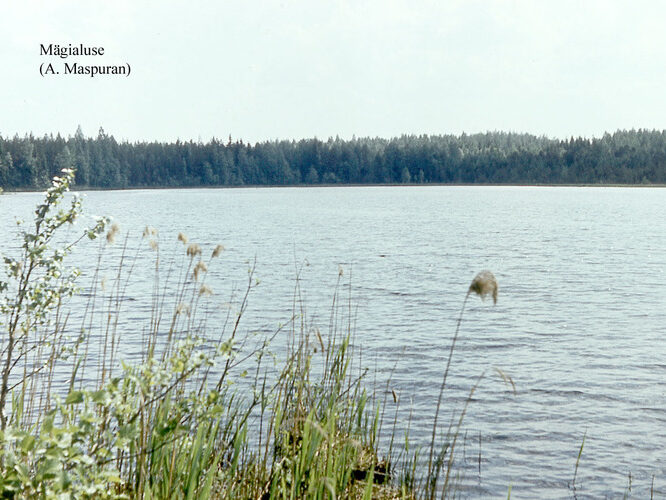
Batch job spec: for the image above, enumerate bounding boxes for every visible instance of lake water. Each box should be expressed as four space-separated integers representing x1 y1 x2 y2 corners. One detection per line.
1 185 665 498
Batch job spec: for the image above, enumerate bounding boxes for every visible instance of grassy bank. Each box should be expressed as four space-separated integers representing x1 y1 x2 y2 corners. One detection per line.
0 169 501 499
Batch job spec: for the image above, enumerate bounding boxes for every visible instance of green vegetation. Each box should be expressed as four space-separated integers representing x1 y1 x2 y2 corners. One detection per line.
0 169 505 498
2 128 666 190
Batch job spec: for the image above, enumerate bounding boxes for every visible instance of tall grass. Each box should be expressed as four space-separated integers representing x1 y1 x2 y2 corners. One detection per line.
0 170 501 499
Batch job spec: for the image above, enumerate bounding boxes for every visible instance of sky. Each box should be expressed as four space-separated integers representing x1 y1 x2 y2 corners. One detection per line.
2 0 666 143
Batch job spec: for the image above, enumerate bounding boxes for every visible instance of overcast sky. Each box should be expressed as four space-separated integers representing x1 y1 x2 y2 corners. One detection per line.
2 0 666 143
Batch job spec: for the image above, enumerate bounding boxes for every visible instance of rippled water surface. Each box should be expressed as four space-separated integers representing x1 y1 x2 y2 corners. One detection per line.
1 186 665 498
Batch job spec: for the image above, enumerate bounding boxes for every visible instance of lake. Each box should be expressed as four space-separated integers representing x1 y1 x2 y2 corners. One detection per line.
1 185 665 498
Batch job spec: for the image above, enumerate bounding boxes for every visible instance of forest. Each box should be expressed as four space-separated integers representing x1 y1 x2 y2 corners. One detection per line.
2 127 666 189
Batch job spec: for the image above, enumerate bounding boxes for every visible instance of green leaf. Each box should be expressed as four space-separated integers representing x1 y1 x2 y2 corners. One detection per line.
65 390 84 405
42 414 54 433
104 472 122 484
13 463 30 482
91 389 108 405
19 434 36 453
37 458 60 480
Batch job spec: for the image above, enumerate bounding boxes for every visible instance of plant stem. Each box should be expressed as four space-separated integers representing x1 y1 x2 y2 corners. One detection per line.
426 290 469 499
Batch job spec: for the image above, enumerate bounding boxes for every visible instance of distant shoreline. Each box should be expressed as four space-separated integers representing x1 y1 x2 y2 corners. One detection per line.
3 130 666 191
2 182 666 194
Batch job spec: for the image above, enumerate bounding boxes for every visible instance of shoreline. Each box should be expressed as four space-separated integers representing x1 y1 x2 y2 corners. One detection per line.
3 181 666 194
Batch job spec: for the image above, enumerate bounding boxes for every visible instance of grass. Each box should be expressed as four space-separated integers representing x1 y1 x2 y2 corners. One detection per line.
0 169 504 499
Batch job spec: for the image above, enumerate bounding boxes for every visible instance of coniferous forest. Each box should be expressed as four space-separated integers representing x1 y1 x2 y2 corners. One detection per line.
2 127 666 190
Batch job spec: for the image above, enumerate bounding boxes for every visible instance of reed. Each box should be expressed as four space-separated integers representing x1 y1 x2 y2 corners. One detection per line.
0 169 506 499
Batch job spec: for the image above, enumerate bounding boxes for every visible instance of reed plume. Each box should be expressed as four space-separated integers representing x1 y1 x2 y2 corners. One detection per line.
142 226 158 238
211 244 225 258
106 222 120 244
193 261 207 281
427 270 498 498
468 270 498 304
187 243 202 258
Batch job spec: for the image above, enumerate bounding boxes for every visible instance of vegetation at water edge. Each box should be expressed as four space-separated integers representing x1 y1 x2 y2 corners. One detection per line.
0 169 511 498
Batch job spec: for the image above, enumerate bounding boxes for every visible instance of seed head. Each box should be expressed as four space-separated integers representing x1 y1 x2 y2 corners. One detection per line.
212 244 225 258
468 270 498 304
187 243 202 258
199 285 213 296
193 260 208 281
176 303 190 316
106 222 120 244
178 232 188 245
142 226 157 238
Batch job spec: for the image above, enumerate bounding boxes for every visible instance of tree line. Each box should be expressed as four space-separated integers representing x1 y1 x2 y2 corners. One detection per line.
2 127 666 190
